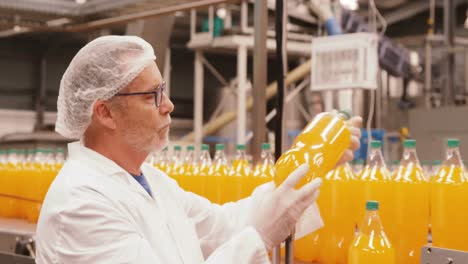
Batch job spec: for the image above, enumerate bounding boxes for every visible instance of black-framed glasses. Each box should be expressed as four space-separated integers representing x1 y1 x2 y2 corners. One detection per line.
115 82 166 108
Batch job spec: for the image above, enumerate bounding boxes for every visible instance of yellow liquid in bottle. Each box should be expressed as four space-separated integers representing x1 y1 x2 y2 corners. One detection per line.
355 166 392 231
431 165 468 251
348 233 395 264
318 163 356 264
206 163 228 204
390 164 429 263
225 160 249 203
274 112 351 189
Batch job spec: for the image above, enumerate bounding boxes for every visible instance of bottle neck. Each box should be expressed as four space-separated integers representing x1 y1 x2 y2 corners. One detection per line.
260 150 275 165
199 150 212 166
400 147 421 167
444 147 464 167
214 150 227 164
367 148 387 169
360 210 385 235
235 150 248 161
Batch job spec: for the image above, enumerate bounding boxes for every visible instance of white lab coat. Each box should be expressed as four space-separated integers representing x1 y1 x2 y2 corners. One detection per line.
36 142 323 264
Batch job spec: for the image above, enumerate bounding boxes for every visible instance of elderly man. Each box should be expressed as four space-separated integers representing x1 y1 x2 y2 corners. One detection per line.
35 36 361 263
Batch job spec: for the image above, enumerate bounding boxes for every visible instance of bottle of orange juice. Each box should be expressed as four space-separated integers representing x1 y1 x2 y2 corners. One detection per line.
3 149 20 218
348 200 395 264
274 110 351 189
318 163 356 264
169 146 183 184
14 149 27 219
0 150 8 218
356 140 392 231
249 143 275 195
194 144 212 197
431 139 468 251
226 144 249 202
206 144 228 204
431 160 442 179
179 145 195 192
390 139 429 264
353 159 365 176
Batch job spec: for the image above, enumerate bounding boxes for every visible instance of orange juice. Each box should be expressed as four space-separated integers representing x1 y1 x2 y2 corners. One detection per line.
274 111 351 188
225 144 249 202
179 146 196 192
318 163 356 263
193 144 211 197
206 144 228 204
349 201 395 264
356 140 393 232
294 231 321 262
0 150 11 218
3 149 20 218
25 148 48 223
390 140 429 264
249 143 275 196
431 139 468 251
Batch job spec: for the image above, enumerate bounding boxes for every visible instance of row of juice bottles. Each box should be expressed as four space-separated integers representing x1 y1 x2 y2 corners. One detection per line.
294 138 468 264
0 148 65 222
153 136 468 264
150 143 275 204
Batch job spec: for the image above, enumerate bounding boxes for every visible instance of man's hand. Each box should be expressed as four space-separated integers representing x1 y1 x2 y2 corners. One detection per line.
337 116 363 166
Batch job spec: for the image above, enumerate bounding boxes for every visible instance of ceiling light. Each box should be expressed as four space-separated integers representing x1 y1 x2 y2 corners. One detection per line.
216 8 227 19
76 0 87 4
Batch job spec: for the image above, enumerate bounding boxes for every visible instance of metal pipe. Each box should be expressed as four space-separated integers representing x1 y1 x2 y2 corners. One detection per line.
237 45 248 144
444 0 455 106
180 60 312 142
34 52 47 131
65 0 241 32
194 51 204 148
252 0 268 163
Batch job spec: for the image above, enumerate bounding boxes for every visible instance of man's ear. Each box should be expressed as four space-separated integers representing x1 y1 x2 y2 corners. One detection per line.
92 100 117 130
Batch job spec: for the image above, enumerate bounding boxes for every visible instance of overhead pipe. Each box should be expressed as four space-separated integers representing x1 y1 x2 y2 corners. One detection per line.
180 59 312 142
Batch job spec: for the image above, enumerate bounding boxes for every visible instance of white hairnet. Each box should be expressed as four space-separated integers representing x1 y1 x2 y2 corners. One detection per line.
55 35 156 138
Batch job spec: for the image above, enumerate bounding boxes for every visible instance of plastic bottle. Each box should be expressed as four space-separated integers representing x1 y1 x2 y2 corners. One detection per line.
0 150 8 218
390 140 429 264
42 149 56 199
169 145 183 184
421 161 431 180
26 148 47 223
353 159 365 175
318 163 356 263
154 147 169 172
206 144 228 203
274 110 351 189
431 160 442 179
179 145 196 192
226 144 249 202
356 140 392 232
249 143 275 196
431 139 468 251
194 144 212 197
348 201 395 264
389 160 400 174
3 149 20 218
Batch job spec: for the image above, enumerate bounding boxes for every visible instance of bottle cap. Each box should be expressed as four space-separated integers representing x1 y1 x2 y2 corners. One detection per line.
366 200 379 211
187 145 195 151
174 146 182 151
261 143 270 150
338 109 352 120
370 140 381 149
432 160 442 166
201 144 209 151
215 144 224 151
354 159 365 165
57 148 64 153
7 149 17 154
403 139 416 148
236 144 246 151
447 139 460 148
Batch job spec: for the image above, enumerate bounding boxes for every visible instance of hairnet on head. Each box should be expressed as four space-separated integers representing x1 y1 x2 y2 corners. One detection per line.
55 35 156 139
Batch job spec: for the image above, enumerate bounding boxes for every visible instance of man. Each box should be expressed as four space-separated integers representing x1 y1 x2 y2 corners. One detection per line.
36 36 361 263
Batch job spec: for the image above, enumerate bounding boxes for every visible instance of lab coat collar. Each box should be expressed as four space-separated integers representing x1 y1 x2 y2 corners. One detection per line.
67 141 154 200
